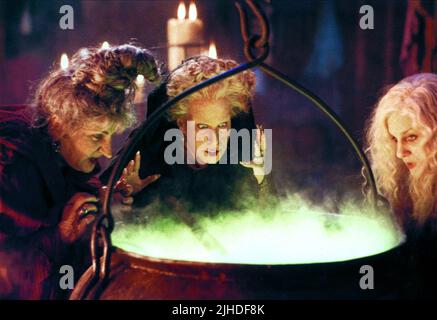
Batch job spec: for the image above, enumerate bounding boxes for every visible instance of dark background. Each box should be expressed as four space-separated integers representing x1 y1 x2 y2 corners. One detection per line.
0 0 421 203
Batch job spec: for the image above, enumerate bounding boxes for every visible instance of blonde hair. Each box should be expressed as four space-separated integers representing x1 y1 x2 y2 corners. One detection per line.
32 44 160 138
365 73 437 227
165 56 256 121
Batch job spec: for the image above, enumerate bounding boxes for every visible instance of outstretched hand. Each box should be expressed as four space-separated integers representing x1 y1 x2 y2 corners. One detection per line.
122 151 160 195
240 125 266 184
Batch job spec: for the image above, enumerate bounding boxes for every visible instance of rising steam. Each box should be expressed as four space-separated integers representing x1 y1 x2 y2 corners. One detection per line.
111 192 403 265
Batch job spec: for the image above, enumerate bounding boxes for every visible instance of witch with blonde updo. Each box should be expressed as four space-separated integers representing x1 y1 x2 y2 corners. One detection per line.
108 55 275 217
0 43 160 299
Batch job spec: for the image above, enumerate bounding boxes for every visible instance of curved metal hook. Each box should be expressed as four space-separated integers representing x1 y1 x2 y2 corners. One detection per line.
235 0 270 60
258 62 381 207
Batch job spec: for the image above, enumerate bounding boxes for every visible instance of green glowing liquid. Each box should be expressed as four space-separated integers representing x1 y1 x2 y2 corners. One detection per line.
112 197 403 265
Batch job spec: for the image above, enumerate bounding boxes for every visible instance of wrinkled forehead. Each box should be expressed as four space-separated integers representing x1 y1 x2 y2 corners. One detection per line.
187 98 231 121
81 116 123 133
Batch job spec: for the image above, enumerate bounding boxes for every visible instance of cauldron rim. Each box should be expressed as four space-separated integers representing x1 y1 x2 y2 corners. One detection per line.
112 211 404 266
113 237 406 269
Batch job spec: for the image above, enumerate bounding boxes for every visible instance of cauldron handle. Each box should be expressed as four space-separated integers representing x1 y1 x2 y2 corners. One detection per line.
255 62 381 208
236 0 381 207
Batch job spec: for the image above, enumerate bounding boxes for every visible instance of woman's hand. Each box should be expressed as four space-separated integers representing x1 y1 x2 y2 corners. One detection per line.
240 125 267 184
58 192 99 243
99 179 133 215
122 151 160 195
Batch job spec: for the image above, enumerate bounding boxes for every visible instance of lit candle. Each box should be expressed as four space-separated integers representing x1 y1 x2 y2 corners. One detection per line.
60 53 69 70
167 1 205 70
178 2 186 20
188 2 197 21
134 74 145 104
208 41 217 59
101 41 110 49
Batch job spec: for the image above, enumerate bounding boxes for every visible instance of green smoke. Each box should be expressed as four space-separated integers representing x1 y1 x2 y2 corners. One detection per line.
111 193 403 264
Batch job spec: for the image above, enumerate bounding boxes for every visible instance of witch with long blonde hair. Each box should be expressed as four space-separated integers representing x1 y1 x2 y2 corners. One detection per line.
366 73 437 233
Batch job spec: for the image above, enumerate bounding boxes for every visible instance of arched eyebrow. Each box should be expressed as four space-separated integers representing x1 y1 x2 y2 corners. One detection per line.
86 130 109 135
401 128 415 135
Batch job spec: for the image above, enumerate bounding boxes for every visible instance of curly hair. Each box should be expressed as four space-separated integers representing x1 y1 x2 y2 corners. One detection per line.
365 73 437 227
32 43 160 138
165 55 256 121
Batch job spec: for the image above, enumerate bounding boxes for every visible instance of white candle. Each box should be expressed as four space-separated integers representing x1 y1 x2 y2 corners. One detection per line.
167 2 205 70
167 2 204 46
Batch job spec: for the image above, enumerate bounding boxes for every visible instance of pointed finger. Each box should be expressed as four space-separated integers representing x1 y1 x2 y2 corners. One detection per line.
260 128 266 154
254 134 262 157
114 179 123 190
114 179 125 192
240 161 255 169
129 160 135 173
121 167 128 180
125 160 131 174
135 151 141 172
141 174 160 188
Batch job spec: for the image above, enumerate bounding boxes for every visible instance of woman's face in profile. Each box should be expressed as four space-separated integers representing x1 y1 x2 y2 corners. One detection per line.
59 116 121 173
387 111 432 178
178 98 232 165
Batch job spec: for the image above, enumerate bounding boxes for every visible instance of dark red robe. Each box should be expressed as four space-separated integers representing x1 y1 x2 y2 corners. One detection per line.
0 105 100 299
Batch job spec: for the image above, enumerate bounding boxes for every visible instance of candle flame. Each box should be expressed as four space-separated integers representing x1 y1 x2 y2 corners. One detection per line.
208 42 217 59
101 41 110 49
135 74 145 87
188 2 197 21
60 53 69 70
177 2 186 20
